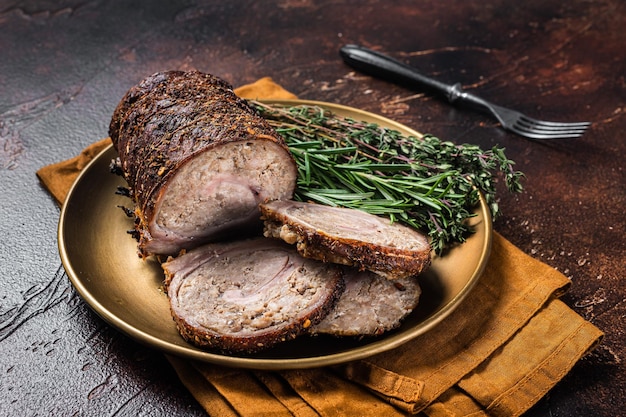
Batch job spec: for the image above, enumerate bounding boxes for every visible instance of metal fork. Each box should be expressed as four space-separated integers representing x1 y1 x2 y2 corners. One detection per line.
340 44 590 139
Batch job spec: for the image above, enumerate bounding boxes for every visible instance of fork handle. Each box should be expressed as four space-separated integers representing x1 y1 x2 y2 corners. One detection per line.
340 44 487 108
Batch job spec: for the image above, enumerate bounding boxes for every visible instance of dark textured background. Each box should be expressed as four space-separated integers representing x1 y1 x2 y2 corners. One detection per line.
1 1 624 415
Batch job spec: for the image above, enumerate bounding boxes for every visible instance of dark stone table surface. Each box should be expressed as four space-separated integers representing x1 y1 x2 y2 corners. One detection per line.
1 1 624 415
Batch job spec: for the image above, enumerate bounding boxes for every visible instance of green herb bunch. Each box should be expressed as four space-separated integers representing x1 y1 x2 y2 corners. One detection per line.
252 101 524 254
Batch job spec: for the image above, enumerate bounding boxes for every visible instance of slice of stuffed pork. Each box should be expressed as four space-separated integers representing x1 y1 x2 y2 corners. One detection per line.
109 70 297 257
260 200 432 280
162 237 344 354
311 268 421 337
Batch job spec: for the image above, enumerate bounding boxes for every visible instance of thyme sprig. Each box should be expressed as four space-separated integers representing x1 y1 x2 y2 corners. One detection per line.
252 101 524 254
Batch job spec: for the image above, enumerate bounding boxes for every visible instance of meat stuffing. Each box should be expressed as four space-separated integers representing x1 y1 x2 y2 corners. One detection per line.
260 200 431 279
162 238 344 354
109 70 298 257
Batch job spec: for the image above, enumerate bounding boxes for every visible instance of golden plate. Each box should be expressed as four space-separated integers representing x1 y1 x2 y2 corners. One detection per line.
58 99 492 370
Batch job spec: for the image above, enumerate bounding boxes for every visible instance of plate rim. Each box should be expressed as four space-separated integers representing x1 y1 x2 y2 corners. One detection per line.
58 99 492 370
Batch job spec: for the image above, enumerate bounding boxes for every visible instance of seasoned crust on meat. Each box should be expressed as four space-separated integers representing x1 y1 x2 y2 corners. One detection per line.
162 238 345 354
260 200 431 279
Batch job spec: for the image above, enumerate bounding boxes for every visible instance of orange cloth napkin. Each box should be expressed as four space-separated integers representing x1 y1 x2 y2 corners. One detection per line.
37 77 603 417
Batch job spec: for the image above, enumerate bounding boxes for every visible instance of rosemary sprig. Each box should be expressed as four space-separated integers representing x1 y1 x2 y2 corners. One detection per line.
252 101 524 254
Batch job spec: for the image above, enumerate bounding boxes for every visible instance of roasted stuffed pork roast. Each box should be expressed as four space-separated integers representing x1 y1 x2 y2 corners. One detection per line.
111 70 430 354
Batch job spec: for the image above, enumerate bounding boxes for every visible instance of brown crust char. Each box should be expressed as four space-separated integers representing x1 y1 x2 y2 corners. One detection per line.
260 200 432 279
109 71 296 256
162 238 345 355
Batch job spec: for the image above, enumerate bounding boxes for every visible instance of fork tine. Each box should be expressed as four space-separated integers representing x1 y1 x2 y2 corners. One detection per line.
510 129 585 139
510 122 588 139
486 102 590 138
518 115 591 129
515 115 590 139
516 121 589 134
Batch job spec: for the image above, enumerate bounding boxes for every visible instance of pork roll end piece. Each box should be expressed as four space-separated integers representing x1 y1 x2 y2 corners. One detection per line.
312 268 421 337
260 200 432 280
146 139 296 255
162 238 344 354
109 70 297 257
